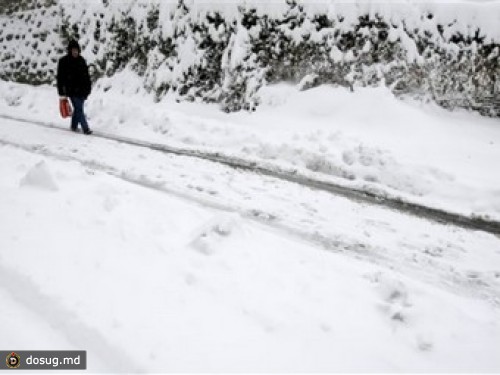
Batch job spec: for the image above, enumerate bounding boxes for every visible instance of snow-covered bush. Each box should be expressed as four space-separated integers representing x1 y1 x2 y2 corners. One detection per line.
220 7 266 112
0 0 498 115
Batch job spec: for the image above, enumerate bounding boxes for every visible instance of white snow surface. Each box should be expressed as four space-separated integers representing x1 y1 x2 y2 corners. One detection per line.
1 139 500 372
1 76 499 220
1 76 500 372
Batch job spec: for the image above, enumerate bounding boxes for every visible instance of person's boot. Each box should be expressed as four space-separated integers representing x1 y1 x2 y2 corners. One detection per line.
83 129 93 135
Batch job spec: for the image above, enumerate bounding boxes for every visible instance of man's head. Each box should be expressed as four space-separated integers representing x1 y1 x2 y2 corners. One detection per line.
67 39 81 58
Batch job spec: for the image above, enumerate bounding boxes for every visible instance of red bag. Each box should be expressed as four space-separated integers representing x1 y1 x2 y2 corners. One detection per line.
59 98 73 118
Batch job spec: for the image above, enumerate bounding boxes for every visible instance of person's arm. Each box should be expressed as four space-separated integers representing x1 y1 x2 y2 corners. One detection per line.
56 58 66 97
82 59 91 99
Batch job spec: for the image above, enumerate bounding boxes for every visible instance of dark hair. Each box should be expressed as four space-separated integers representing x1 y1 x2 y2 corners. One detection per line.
67 39 81 54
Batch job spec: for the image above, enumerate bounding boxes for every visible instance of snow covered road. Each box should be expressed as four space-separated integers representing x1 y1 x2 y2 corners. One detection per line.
0 142 499 371
0 142 500 372
1 107 500 372
1 116 499 306
2 113 499 236
3 80 500 224
1 119 500 371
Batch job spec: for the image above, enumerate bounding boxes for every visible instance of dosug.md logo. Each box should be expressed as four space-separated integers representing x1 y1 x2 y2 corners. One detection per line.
6 352 21 369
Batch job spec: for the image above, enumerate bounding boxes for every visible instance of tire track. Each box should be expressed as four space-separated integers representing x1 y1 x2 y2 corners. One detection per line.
1 113 499 235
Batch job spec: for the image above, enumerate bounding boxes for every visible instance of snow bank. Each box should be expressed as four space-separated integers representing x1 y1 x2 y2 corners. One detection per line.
1 78 499 220
1 0 499 114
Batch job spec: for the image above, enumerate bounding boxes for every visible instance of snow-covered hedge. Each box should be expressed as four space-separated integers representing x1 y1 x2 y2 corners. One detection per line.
0 0 499 115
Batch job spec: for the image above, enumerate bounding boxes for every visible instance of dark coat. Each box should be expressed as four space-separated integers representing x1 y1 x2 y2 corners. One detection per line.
57 40 91 99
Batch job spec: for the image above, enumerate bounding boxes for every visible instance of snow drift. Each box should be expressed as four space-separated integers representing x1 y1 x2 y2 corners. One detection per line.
0 0 499 114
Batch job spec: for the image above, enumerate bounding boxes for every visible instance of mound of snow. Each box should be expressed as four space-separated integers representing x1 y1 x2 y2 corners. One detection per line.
20 161 59 191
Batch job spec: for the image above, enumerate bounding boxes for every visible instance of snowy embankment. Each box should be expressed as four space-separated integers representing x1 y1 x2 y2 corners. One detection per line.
1 141 500 372
1 0 499 114
1 77 500 221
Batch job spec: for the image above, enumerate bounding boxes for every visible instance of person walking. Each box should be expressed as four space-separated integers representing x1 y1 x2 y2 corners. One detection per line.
57 39 92 135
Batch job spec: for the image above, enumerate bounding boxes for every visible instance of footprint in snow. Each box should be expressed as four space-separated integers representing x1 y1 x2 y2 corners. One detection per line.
188 213 241 255
365 272 436 351
366 272 412 324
